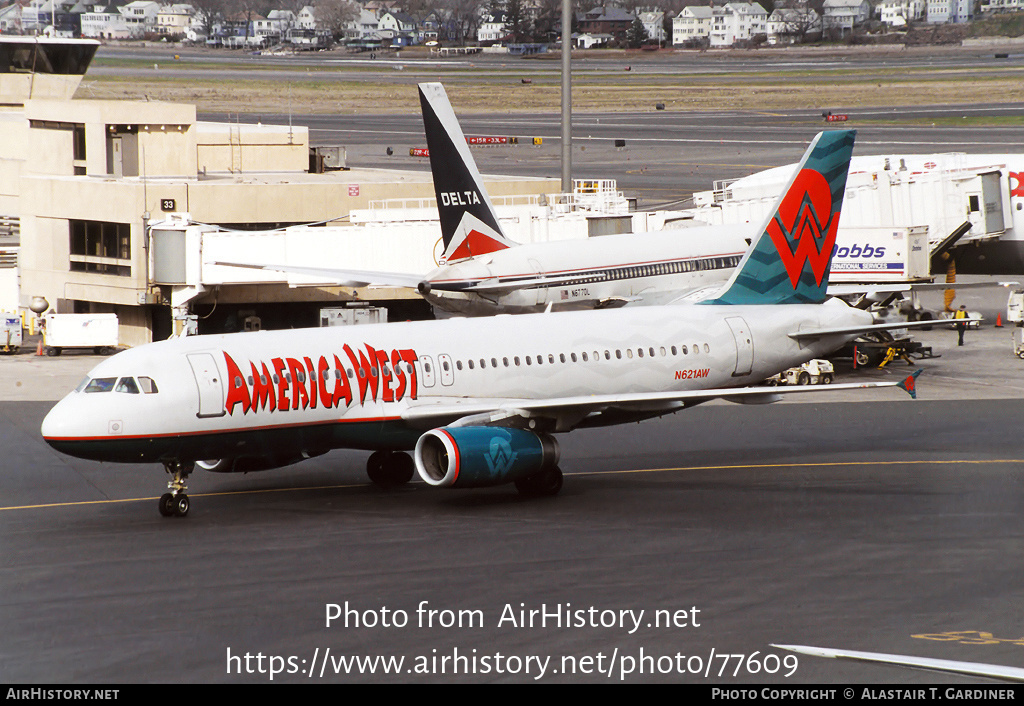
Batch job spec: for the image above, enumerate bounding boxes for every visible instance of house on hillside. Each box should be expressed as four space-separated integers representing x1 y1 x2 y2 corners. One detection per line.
577 5 635 43
926 0 973 23
379 11 417 46
766 7 821 44
672 6 713 46
709 2 768 47
478 11 509 44
879 0 925 26
822 0 870 35
638 11 665 43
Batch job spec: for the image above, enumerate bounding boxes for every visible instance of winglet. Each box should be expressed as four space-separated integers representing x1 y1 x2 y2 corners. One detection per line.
703 130 856 306
418 82 518 263
897 368 922 399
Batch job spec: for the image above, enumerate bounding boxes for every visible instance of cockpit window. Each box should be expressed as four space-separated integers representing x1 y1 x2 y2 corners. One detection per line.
115 377 140 394
75 377 90 393
83 377 117 393
138 377 158 394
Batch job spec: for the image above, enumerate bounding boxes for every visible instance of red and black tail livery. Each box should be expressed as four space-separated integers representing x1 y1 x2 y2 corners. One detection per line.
418 82 518 264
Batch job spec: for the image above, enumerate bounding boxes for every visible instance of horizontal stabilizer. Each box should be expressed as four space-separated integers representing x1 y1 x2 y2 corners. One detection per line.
788 318 981 340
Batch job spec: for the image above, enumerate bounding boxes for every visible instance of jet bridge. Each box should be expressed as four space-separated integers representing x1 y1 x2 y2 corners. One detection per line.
692 153 1022 267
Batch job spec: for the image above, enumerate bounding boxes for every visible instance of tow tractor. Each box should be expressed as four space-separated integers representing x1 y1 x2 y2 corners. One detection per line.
766 359 835 386
840 330 934 368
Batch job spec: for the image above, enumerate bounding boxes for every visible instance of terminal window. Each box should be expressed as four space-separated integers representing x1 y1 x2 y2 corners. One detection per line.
69 220 131 276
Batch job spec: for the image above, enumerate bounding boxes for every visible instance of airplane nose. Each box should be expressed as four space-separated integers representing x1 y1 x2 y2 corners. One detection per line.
41 399 68 440
41 396 79 447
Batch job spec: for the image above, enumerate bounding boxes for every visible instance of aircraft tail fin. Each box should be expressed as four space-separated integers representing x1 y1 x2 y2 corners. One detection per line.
704 130 856 306
418 82 517 264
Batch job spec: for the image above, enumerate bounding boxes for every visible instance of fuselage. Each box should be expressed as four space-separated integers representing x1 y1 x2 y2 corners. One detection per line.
42 298 871 467
420 225 749 316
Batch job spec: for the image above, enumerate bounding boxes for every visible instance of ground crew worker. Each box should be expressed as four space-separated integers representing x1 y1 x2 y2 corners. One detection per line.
954 304 969 346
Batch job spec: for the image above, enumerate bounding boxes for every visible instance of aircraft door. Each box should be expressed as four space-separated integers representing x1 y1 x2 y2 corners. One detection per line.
725 316 753 377
418 355 436 388
966 171 1006 237
529 259 547 307
187 352 226 418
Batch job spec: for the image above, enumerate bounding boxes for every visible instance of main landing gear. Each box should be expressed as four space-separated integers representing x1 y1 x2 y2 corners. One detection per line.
366 450 415 489
515 466 563 497
159 460 193 517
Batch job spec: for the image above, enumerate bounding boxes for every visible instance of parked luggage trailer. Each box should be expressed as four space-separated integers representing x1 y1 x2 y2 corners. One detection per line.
1 314 21 353
43 313 118 356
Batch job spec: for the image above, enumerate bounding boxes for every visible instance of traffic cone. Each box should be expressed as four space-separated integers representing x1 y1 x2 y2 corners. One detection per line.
35 339 43 356
996 313 1004 328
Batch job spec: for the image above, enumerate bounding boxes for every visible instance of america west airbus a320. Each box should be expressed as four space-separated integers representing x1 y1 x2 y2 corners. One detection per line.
42 129 921 518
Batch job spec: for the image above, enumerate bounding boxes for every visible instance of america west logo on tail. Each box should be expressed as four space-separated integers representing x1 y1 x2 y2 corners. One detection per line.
768 168 841 290
704 130 856 307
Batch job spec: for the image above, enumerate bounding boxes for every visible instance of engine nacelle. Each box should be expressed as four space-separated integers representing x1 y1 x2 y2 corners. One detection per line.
414 426 560 489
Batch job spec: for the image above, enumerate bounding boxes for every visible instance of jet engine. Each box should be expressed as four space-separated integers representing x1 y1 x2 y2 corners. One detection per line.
414 426 560 489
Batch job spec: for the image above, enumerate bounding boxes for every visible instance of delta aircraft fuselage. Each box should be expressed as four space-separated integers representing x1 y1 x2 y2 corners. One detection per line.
419 226 748 316
41 299 869 466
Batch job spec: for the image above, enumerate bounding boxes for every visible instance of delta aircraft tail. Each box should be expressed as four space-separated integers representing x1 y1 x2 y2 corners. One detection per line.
418 82 519 264
705 129 856 306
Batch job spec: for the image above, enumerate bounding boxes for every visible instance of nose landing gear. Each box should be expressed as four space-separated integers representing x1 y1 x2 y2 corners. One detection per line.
159 461 194 517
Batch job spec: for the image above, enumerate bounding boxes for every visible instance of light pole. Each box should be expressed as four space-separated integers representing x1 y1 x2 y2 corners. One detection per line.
560 0 572 192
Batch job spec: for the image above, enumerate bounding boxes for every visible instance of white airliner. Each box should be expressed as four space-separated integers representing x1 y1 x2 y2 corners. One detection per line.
42 129 921 518
217 82 748 316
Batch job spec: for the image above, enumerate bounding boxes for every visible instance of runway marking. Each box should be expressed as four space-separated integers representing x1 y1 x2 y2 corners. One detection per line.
572 458 1024 477
4 459 1022 513
0 483 367 512
913 631 1024 647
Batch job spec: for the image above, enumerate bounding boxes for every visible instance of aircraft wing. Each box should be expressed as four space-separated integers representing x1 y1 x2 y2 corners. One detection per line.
773 644 1024 683
210 261 426 290
402 373 920 431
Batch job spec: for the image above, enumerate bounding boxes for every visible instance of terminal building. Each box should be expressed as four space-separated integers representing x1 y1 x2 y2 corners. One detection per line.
1 37 561 346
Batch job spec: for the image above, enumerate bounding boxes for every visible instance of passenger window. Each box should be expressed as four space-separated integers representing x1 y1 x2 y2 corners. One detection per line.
115 377 139 394
138 376 158 394
84 377 117 393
